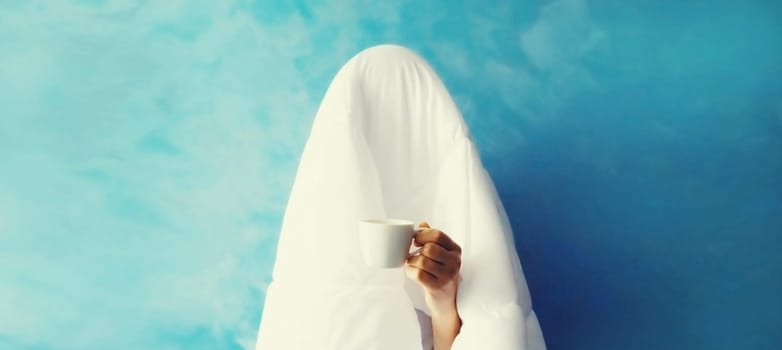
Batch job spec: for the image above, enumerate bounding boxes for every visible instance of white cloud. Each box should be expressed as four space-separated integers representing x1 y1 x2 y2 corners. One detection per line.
431 42 472 77
483 59 539 114
470 0 606 126
520 0 604 71
0 0 382 349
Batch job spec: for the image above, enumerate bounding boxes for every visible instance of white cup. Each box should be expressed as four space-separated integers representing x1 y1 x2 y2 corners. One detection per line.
358 218 415 268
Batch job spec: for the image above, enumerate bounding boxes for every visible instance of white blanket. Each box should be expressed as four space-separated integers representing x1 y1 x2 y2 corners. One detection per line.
256 44 546 350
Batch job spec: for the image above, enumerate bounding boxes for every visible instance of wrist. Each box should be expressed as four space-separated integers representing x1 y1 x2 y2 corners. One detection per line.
429 296 462 350
425 279 459 315
430 305 459 322
426 294 457 317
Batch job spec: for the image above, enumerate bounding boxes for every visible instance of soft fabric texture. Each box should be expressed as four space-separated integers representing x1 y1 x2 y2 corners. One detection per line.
256 44 546 350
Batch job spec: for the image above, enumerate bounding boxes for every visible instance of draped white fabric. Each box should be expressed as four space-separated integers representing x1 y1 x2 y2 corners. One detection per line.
256 44 546 350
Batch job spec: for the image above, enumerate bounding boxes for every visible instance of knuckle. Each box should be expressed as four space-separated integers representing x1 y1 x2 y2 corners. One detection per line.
442 261 456 274
410 256 422 268
436 279 447 289
424 257 437 270
422 243 434 256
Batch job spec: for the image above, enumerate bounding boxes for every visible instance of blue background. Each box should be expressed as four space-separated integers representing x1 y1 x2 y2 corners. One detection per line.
1 1 780 349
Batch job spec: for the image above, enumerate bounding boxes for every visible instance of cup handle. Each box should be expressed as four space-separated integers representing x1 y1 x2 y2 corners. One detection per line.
407 224 424 258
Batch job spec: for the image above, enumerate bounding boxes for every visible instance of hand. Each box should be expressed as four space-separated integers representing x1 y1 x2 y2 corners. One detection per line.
405 222 462 314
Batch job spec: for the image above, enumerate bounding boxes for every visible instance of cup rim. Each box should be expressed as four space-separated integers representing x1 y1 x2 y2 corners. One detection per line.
359 218 414 226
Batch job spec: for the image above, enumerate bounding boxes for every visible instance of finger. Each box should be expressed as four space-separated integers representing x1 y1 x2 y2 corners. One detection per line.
405 264 440 289
414 228 461 253
415 222 430 234
407 254 453 279
419 242 451 265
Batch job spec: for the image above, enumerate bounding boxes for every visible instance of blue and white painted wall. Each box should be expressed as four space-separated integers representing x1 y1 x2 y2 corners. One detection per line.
1 1 780 349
